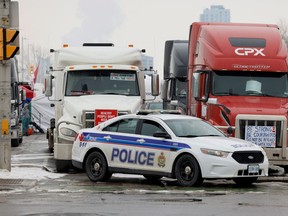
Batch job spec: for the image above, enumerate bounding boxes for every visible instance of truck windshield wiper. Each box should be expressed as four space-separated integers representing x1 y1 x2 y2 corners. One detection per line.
215 92 239 96
70 90 93 95
101 92 129 96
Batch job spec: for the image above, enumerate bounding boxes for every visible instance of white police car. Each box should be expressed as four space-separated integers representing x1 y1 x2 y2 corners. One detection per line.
72 113 269 186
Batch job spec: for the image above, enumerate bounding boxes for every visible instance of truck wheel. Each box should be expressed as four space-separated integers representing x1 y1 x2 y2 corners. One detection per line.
56 160 72 173
47 129 54 153
175 154 203 187
11 138 20 147
233 177 258 186
85 151 112 182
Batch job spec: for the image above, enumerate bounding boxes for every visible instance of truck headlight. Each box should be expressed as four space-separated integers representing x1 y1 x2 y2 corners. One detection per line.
10 118 17 127
60 127 77 137
201 148 230 158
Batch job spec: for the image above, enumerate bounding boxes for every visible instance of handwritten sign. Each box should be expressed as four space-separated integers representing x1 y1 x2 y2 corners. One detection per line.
245 126 276 148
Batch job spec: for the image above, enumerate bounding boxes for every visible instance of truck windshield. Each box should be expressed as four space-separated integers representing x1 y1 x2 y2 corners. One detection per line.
212 71 288 97
65 70 140 96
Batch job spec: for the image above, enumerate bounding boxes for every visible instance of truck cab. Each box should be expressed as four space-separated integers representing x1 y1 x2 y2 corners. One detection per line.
45 43 159 171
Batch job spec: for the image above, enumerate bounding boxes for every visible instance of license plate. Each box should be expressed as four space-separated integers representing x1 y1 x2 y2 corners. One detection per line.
248 165 259 174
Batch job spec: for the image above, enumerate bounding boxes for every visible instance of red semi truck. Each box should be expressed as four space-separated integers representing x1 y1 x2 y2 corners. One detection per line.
163 22 288 167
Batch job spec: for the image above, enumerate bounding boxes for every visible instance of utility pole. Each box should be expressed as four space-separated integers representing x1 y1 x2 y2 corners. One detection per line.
0 0 19 171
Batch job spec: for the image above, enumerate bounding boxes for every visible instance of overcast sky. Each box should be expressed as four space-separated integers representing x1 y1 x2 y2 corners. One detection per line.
18 0 288 73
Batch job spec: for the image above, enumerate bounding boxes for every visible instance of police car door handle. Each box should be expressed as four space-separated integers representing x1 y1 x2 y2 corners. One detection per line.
104 135 111 140
137 139 145 144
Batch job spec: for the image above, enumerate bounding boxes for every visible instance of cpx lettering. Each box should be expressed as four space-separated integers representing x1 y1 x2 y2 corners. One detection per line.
235 48 265 56
111 148 155 166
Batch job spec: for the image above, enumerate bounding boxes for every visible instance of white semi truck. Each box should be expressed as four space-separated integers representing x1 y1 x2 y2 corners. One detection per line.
10 58 25 147
45 43 159 172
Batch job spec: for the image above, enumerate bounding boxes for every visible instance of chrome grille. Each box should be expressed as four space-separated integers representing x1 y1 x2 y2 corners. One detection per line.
235 115 286 148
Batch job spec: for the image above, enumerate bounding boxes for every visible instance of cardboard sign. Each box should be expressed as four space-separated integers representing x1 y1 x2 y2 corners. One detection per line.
95 109 118 126
245 126 276 148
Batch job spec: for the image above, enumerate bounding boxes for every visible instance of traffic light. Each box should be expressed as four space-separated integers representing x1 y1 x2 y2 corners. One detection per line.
0 28 19 60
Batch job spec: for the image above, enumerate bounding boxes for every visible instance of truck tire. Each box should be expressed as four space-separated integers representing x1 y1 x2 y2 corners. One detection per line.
11 138 20 147
56 160 72 173
85 151 112 182
174 154 203 187
47 128 54 153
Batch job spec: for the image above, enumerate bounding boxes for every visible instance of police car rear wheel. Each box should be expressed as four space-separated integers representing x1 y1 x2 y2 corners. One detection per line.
85 151 111 182
175 154 203 187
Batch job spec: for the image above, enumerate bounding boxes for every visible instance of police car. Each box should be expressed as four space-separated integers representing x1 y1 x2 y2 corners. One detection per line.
72 113 269 187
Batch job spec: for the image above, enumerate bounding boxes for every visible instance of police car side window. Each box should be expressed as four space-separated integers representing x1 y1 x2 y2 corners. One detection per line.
140 120 165 137
103 119 138 134
103 121 119 132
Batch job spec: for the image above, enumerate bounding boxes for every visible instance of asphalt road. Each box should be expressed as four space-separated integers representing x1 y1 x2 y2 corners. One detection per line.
0 133 288 216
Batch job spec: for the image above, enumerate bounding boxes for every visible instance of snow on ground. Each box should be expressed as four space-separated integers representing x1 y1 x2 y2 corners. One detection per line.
0 165 66 180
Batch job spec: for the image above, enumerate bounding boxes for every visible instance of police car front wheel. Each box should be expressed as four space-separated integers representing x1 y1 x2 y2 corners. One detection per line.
85 151 112 182
174 154 203 187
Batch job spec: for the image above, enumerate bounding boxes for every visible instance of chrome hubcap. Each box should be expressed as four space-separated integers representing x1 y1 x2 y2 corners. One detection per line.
94 162 100 171
184 166 191 175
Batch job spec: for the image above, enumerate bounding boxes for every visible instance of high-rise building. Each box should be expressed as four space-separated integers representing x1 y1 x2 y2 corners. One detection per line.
200 5 230 22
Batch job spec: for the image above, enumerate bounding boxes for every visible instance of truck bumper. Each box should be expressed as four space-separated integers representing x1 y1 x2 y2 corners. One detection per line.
54 142 73 160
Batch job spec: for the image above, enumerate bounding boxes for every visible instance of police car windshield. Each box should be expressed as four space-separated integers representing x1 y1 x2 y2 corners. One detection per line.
164 119 225 138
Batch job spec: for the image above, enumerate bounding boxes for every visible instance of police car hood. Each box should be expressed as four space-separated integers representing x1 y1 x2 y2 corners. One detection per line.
64 95 141 113
182 136 263 152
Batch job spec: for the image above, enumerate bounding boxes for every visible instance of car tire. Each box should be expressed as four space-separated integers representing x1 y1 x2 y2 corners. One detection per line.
175 154 203 187
233 177 258 186
85 151 112 182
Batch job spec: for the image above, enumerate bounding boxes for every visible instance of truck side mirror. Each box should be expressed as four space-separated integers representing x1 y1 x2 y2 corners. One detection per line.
192 73 200 98
45 74 53 97
20 89 26 101
161 80 169 100
151 73 159 96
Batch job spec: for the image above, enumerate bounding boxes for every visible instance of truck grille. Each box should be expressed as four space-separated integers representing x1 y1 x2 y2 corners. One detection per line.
235 115 286 148
82 110 129 128
232 151 264 164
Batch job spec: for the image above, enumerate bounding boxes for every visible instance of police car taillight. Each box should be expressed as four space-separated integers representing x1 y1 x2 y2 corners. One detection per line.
74 133 79 141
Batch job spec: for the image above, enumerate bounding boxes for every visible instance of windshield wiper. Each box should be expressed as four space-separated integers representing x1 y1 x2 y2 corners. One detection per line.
179 134 221 138
178 135 198 138
70 90 93 95
215 92 239 96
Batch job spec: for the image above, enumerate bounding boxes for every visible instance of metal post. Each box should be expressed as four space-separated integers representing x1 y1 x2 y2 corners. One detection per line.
0 0 11 170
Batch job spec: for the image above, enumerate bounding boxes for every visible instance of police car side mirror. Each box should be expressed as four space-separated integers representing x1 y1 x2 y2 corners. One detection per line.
153 132 171 139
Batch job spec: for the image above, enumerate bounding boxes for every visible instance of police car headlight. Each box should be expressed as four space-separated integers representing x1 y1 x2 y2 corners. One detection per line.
10 118 17 127
60 127 77 137
201 148 230 158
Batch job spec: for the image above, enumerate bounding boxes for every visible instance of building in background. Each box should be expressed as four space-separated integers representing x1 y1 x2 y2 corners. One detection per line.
200 5 230 22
